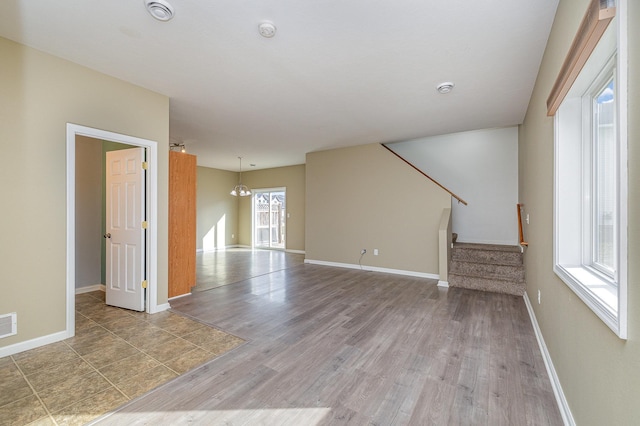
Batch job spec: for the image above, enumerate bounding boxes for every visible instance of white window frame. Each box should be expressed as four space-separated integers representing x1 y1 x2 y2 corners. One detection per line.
553 6 627 339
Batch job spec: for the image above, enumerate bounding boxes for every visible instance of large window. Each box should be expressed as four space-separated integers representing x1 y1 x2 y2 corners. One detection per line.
554 11 627 338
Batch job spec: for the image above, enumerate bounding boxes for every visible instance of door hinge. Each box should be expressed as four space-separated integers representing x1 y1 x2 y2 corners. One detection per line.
142 280 148 289
142 161 148 170
141 221 148 229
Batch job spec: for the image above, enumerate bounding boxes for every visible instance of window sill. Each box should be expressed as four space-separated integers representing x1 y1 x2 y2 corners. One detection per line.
554 264 624 338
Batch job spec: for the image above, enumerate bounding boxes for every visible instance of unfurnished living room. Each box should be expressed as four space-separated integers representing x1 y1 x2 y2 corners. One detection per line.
0 0 638 425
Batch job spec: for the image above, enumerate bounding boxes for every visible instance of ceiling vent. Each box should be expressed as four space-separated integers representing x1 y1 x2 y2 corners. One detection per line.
436 82 455 94
145 0 175 21
258 21 277 38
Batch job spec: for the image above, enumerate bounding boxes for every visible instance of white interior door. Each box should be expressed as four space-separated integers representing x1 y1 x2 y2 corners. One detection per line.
105 147 146 311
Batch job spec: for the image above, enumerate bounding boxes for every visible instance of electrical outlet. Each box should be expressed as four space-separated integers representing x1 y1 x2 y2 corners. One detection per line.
526 214 530 225
538 289 541 304
374 249 379 256
361 249 367 255
232 234 235 239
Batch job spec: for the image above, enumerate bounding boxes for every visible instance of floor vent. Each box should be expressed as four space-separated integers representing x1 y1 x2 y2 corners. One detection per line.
0 313 17 339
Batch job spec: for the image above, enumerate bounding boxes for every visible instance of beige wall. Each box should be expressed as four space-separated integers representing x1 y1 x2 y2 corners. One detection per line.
519 0 640 424
238 164 306 252
0 37 169 349
196 166 239 250
75 136 102 288
306 143 451 275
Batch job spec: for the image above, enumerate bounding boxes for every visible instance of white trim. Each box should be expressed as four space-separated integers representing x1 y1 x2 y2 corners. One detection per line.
67 123 162 331
168 292 191 301
523 292 575 426
0 330 71 358
285 249 305 255
552 7 627 338
75 284 106 294
251 187 287 250
437 280 449 288
154 303 171 312
304 259 439 280
616 0 629 341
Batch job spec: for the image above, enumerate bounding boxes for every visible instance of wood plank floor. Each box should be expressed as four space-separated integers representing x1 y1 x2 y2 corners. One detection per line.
194 248 305 291
97 262 563 425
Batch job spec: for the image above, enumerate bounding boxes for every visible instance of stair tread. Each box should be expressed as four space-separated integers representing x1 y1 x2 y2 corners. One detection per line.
451 259 524 268
454 243 521 252
449 272 525 283
449 274 525 296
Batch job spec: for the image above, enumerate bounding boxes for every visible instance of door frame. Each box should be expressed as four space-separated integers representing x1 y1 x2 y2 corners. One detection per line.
66 123 160 336
251 187 286 250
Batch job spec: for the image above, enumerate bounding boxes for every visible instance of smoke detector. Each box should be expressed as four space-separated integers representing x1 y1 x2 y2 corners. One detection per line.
258 21 277 38
145 0 175 21
436 82 455 94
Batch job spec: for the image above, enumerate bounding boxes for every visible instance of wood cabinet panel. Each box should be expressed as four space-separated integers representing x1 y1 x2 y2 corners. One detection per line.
169 151 197 298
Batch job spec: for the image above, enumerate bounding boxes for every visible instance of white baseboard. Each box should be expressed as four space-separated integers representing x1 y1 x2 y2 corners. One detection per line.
150 303 170 314
0 330 72 358
304 259 439 280
168 292 191 301
285 249 305 254
523 292 575 426
75 284 105 294
437 280 449 287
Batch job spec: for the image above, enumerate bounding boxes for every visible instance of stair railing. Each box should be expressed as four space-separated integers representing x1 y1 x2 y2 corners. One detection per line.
517 203 528 247
381 144 468 205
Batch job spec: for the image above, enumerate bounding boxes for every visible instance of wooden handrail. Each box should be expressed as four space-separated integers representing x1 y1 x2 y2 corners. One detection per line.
381 144 468 205
517 203 528 247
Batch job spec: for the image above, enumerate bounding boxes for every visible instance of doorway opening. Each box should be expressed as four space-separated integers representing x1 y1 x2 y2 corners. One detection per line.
253 188 286 250
66 124 160 338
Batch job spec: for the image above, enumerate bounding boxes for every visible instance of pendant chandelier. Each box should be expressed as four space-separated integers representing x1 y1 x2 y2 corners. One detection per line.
230 157 252 197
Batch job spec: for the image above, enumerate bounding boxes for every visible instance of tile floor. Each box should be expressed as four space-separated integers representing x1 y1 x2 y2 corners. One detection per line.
0 291 244 426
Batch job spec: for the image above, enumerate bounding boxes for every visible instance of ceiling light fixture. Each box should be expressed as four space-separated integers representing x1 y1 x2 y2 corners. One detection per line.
170 142 186 152
145 0 175 21
258 21 277 38
436 82 455 94
230 157 252 197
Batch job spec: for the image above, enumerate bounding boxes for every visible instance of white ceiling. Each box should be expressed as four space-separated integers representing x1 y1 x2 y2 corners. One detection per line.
0 0 558 171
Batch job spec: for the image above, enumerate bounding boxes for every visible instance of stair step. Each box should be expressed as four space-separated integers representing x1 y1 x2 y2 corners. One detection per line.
452 243 522 265
449 242 525 296
449 273 525 296
450 260 525 282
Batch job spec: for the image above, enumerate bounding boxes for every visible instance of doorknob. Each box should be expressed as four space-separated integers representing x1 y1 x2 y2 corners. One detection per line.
103 233 111 239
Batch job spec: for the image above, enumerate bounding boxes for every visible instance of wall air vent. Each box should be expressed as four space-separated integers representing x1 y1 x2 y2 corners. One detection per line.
0 313 17 339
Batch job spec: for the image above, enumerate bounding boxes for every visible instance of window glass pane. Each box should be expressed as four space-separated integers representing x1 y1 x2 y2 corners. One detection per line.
593 78 615 273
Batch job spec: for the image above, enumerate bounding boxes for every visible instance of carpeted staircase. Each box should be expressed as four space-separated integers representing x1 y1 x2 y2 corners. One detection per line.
449 243 525 296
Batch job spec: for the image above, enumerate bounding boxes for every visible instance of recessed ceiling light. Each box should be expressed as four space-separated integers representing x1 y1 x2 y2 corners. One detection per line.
258 21 277 38
436 82 455 94
145 0 175 22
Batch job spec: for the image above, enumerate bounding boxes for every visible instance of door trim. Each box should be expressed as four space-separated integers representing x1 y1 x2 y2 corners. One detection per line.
66 123 160 338
252 187 286 250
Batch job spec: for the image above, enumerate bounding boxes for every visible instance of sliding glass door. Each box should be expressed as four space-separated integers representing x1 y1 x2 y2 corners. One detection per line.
254 188 286 249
